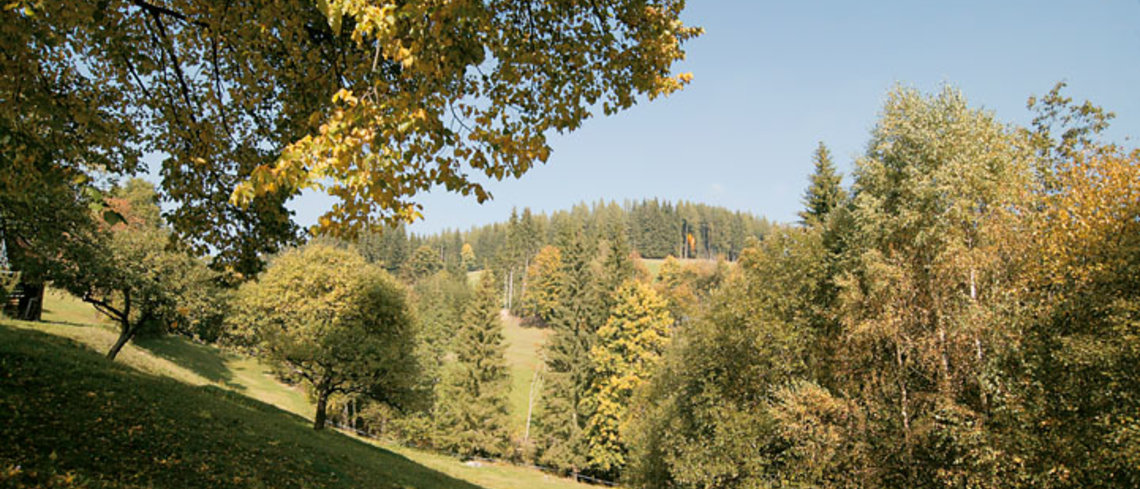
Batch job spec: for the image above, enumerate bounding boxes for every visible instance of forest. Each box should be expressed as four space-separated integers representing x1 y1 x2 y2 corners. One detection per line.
340 85 1140 488
3 1 1139 488
7 83 1139 489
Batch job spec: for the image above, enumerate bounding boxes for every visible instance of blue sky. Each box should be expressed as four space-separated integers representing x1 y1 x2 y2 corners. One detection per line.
290 0 1140 235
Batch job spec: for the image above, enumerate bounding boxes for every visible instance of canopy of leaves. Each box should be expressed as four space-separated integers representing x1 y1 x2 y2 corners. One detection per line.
232 1 701 235
53 180 224 355
5 0 699 279
584 280 671 476
231 243 419 427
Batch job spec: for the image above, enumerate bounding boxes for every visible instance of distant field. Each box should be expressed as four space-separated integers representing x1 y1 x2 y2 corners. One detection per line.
499 310 549 441
5 289 585 489
638 257 724 278
466 269 485 286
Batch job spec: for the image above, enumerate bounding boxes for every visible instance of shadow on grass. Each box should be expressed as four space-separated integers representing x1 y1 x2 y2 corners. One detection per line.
40 316 107 329
135 335 243 389
1 324 489 489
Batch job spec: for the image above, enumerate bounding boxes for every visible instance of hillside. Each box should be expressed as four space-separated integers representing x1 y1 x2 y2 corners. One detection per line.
0 292 588 489
500 310 548 439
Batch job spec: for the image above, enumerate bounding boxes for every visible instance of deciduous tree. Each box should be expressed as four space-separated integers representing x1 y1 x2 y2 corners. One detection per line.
54 180 223 359
232 244 419 430
836 85 1035 487
585 280 671 477
519 245 564 325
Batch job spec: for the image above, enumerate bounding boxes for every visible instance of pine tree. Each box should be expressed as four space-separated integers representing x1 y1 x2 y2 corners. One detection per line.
584 281 672 476
435 271 511 458
535 228 604 473
798 142 846 226
598 231 636 315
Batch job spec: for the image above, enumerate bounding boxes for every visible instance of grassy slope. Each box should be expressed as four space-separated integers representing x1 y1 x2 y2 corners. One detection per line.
639 257 722 279
499 311 548 440
40 290 314 418
6 291 585 489
0 323 480 489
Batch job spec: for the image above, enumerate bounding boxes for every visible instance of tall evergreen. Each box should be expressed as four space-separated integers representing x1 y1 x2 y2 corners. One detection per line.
598 231 636 315
411 271 472 395
798 142 846 226
535 228 604 473
435 271 511 458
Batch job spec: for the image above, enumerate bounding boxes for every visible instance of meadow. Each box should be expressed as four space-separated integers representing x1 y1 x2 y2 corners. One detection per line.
0 290 588 489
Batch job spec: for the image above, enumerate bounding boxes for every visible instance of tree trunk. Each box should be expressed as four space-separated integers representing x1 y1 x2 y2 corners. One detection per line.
107 322 135 361
14 281 43 321
524 363 543 443
508 268 515 310
106 294 135 361
314 390 329 430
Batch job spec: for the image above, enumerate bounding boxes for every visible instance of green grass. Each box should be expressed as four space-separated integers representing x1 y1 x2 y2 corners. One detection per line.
41 288 106 326
466 270 485 287
640 258 665 278
499 310 549 440
639 257 726 279
382 444 587 489
3 289 587 489
0 322 482 489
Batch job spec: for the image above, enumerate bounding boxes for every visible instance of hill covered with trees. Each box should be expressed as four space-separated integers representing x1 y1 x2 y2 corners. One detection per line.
356 200 772 309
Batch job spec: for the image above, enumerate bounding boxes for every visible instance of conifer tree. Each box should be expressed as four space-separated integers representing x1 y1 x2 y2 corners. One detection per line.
435 271 510 457
535 229 604 473
798 142 846 226
598 231 637 315
585 281 672 476
411 271 471 394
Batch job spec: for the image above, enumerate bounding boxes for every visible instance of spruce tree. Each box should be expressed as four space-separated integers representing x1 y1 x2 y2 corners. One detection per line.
798 142 846 226
435 271 511 457
535 228 603 473
411 271 471 395
598 230 636 315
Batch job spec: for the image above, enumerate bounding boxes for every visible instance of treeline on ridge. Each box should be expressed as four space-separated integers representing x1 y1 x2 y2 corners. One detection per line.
358 199 773 272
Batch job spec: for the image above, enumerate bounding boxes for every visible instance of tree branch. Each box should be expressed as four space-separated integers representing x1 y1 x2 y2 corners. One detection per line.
129 0 209 29
143 5 200 126
82 291 126 322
